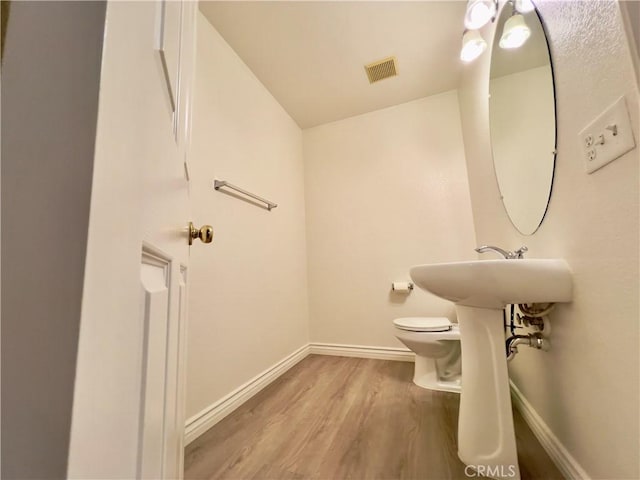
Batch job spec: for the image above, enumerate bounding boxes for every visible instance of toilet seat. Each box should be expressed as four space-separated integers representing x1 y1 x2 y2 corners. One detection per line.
393 317 452 332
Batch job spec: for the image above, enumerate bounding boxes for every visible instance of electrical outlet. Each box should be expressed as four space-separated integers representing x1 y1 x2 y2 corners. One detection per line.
578 96 636 174
584 134 594 147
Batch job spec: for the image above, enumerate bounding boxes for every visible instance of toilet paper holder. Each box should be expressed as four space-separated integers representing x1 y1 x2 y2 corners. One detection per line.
391 282 414 292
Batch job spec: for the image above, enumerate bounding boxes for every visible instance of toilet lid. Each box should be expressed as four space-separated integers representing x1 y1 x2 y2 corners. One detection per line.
393 317 452 332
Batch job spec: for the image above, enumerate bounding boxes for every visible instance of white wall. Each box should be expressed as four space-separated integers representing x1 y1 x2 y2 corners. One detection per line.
186 13 310 419
304 92 477 347
458 1 639 478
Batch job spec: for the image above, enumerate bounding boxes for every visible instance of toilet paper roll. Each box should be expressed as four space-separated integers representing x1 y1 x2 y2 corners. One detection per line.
391 282 413 292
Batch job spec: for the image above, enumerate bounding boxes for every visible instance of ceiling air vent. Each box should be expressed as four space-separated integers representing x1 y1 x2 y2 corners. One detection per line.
364 56 398 84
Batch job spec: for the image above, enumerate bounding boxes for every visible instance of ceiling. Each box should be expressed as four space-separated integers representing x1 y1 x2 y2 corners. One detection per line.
199 1 467 129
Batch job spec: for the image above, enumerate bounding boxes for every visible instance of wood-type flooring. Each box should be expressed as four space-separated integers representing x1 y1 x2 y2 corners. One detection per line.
185 355 563 480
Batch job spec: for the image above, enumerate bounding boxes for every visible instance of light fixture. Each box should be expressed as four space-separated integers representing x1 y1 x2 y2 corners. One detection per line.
464 0 498 30
514 0 535 14
459 0 534 63
499 12 531 49
460 29 488 63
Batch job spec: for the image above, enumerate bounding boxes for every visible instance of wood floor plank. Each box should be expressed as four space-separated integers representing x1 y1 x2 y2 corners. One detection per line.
184 355 563 480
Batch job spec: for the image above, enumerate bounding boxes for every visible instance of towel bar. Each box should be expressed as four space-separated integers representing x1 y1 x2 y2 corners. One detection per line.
213 180 278 211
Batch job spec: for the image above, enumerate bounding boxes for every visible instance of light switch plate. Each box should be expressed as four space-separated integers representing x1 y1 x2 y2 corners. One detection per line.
578 96 636 174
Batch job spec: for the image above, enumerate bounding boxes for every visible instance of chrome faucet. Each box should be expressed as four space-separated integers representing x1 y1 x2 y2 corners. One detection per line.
475 245 528 259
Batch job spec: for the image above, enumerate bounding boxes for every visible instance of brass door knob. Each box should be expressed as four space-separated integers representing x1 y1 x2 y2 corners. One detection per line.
189 222 214 245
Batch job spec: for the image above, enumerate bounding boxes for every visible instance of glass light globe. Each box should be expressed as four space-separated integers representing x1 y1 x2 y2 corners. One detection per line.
499 13 531 49
464 0 497 30
515 0 535 14
460 29 488 62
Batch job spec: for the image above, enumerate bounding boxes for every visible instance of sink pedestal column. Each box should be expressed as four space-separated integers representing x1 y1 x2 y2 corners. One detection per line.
456 305 520 480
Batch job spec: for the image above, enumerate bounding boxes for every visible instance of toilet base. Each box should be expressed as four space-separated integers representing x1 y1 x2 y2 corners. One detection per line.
414 355 461 393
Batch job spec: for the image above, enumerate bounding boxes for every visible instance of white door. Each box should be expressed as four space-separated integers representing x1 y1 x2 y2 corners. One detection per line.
67 2 204 478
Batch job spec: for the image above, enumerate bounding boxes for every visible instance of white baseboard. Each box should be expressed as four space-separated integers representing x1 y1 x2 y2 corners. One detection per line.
309 342 414 362
184 344 310 445
510 380 590 480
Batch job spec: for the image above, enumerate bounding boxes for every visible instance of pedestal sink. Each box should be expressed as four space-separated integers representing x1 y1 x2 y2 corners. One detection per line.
410 259 572 479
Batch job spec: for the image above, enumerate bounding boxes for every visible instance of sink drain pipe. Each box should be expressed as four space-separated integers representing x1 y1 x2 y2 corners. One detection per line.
506 332 550 361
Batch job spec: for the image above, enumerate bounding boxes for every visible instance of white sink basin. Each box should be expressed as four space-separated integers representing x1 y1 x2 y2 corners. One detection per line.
410 259 572 309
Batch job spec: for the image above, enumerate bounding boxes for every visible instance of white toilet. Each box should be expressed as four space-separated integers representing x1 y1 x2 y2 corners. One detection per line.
393 317 462 393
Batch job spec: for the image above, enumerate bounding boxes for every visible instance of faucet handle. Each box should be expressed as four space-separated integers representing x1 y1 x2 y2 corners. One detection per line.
513 246 528 258
475 245 527 259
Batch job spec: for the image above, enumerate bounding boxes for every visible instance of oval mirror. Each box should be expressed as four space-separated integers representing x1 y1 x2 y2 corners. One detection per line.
489 2 556 235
